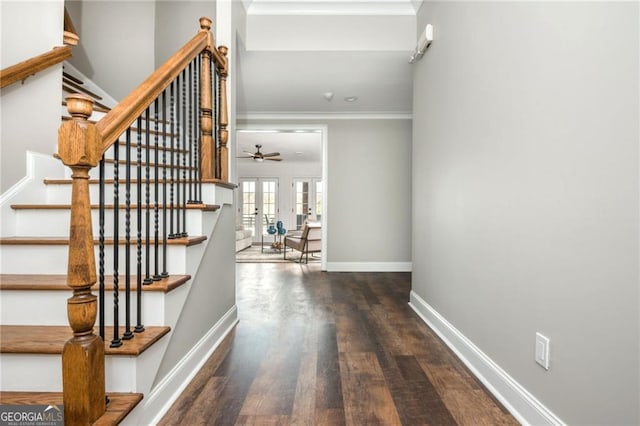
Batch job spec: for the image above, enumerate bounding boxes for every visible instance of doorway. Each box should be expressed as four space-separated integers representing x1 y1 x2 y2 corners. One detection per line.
236 125 328 270
238 178 279 242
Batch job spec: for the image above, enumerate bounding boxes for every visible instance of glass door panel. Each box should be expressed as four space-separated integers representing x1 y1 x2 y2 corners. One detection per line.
239 178 278 240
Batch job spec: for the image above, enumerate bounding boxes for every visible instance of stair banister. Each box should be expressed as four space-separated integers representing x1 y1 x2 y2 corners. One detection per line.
56 17 229 424
0 46 72 89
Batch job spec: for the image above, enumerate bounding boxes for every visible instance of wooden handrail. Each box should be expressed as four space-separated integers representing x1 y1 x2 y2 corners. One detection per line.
97 20 215 154
0 46 72 89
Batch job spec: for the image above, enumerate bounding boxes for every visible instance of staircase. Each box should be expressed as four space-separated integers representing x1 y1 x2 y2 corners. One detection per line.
0 18 236 425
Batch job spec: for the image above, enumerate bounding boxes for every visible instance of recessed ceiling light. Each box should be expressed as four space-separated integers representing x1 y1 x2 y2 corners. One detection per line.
344 96 358 102
323 91 334 101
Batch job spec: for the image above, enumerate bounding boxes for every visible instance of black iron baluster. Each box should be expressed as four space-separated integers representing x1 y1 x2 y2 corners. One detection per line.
180 68 187 237
161 90 169 278
111 139 122 348
196 54 202 203
144 107 153 285
153 98 161 281
187 60 194 204
169 79 177 239
99 157 105 340
123 128 133 340
135 116 145 333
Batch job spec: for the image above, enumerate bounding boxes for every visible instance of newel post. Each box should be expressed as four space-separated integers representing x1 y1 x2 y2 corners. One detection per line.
57 94 106 425
218 45 229 182
199 17 214 180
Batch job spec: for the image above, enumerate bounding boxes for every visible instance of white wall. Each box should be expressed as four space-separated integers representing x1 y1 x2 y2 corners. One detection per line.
412 2 639 424
0 1 64 192
66 0 156 101
240 118 412 269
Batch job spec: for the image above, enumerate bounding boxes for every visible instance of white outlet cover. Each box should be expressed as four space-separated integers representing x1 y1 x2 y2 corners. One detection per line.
535 332 550 370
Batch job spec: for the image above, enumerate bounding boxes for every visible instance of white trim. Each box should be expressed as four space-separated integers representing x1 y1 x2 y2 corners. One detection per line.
326 262 412 272
123 305 239 426
408 291 566 426
238 112 413 121
247 2 417 16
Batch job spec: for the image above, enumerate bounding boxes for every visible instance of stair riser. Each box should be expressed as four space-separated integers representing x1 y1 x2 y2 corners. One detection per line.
45 183 219 205
14 209 206 238
0 245 190 275
1 290 169 326
0 336 168 393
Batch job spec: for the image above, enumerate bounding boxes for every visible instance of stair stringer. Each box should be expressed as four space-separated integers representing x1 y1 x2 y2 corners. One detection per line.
122 192 238 425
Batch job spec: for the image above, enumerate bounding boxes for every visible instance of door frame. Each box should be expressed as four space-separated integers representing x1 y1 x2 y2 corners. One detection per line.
236 124 328 271
238 177 279 242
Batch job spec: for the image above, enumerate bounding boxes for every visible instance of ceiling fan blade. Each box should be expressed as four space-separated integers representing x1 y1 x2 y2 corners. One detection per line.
236 155 254 159
243 151 256 156
262 152 281 157
265 157 282 161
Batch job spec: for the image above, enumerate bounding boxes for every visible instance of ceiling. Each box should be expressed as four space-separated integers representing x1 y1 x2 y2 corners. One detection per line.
235 0 419 166
237 130 323 163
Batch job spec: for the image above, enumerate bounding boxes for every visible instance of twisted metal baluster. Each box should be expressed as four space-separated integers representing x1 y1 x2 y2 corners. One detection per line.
153 98 161 281
169 80 176 239
135 116 145 333
110 139 122 348
180 68 187 237
187 60 194 204
144 107 152 285
161 90 169 277
98 157 105 340
123 128 133 340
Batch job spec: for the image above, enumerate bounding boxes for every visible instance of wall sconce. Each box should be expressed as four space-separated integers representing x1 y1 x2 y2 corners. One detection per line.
409 24 434 63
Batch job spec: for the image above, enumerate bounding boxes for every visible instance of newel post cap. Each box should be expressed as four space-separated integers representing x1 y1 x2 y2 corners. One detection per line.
58 94 101 167
200 17 212 31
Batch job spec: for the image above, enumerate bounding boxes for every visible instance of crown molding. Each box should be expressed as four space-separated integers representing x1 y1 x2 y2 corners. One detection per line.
238 112 413 120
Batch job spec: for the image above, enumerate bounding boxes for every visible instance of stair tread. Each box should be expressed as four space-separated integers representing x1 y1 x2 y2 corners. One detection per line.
0 235 207 246
0 391 143 425
0 274 190 292
0 325 170 356
11 203 220 211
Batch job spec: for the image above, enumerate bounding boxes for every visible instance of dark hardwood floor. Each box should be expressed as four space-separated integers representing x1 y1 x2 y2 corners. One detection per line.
159 263 518 425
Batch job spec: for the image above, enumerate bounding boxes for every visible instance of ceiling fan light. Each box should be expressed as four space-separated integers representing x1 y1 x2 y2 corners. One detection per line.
255 157 264 162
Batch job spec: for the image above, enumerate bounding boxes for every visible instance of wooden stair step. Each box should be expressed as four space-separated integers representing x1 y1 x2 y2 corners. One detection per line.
10 203 220 211
0 325 170 356
0 235 207 246
0 274 190 293
62 85 111 111
0 391 143 425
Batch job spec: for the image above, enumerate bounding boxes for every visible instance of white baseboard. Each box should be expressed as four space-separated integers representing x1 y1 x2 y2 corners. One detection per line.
122 305 239 426
325 262 412 272
408 291 565 426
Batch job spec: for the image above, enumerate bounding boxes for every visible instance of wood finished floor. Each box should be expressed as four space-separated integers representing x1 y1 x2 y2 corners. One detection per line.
160 263 518 425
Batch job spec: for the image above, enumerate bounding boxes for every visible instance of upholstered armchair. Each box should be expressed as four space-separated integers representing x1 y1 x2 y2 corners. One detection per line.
284 222 321 263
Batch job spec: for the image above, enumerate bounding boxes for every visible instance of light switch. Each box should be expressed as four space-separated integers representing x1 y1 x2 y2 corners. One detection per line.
535 332 550 370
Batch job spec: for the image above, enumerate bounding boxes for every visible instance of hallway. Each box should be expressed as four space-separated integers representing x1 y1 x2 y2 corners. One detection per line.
160 263 518 425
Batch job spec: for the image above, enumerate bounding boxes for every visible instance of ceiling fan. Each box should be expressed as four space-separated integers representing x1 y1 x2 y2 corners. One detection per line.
237 144 282 162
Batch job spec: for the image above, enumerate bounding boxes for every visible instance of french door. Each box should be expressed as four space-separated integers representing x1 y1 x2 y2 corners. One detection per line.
292 178 322 230
239 178 278 241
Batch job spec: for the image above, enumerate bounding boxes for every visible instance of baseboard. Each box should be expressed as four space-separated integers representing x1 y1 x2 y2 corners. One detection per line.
325 261 412 272
408 291 565 426
123 305 239 426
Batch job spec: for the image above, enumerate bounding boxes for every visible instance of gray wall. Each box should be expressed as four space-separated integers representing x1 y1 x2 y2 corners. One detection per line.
239 118 412 265
66 1 156 101
154 204 236 383
154 1 217 67
1 1 64 192
412 2 639 424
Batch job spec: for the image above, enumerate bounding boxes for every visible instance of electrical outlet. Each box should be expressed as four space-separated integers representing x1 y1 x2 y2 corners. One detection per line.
535 332 550 370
